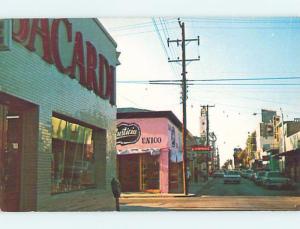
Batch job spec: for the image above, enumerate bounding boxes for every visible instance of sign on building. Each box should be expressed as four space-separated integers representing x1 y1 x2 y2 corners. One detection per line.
200 107 207 137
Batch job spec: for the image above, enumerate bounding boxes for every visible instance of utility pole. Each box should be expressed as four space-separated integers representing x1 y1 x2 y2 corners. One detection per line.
200 104 215 180
167 19 200 195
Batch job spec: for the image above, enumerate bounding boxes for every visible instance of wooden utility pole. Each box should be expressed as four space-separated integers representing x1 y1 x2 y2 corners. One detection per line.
167 19 200 195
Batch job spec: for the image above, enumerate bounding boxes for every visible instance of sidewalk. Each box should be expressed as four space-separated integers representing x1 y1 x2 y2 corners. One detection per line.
121 193 195 198
121 179 213 199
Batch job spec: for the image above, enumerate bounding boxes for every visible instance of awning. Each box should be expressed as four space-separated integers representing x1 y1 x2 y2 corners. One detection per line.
278 148 300 157
117 148 161 156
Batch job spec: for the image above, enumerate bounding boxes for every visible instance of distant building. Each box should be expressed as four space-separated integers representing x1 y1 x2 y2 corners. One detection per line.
256 110 277 162
277 119 300 181
116 108 196 193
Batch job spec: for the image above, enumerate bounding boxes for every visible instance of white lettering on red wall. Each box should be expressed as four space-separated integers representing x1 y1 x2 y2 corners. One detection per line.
12 19 116 106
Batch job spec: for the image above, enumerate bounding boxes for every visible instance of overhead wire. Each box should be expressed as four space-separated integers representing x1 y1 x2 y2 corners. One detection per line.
117 76 300 84
152 18 181 80
160 17 181 77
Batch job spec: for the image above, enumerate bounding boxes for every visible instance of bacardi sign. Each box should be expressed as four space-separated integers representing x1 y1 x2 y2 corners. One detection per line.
12 19 116 105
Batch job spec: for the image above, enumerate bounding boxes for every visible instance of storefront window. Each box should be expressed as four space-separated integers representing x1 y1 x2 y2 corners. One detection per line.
51 116 96 193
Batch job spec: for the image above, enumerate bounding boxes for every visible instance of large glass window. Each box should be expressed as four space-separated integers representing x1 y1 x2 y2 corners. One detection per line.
51 116 96 194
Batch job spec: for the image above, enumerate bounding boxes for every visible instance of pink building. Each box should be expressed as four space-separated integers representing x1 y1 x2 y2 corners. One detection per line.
116 108 183 193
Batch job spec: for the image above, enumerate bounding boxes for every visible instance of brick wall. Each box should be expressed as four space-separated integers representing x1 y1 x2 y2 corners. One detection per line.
0 19 117 211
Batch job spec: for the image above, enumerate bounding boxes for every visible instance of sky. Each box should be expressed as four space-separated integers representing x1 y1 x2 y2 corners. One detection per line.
100 17 300 165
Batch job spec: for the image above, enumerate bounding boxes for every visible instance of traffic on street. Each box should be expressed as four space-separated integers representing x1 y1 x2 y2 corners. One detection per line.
120 173 300 211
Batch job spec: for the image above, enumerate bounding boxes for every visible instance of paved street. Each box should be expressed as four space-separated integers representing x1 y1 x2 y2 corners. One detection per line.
120 178 300 211
196 177 300 196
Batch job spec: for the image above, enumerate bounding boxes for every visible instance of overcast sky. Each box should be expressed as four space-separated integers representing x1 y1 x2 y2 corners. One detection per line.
100 17 300 165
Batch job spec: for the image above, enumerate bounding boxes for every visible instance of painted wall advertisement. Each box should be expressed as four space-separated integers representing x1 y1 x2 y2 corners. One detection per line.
116 118 181 159
116 118 169 154
168 121 182 162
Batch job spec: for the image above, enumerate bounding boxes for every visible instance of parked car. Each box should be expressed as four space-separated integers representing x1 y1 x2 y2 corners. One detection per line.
224 170 241 184
253 171 266 185
243 170 254 179
262 171 294 189
213 170 224 178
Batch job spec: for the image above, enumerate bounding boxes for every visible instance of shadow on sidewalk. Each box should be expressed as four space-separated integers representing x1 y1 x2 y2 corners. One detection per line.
188 178 215 196
120 204 170 211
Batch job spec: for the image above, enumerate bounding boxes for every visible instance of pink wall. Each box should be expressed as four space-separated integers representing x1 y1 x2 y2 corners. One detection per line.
160 149 169 193
117 118 169 150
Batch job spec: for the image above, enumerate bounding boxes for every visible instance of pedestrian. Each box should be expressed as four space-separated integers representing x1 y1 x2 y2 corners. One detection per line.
111 177 121 211
194 167 198 183
187 169 191 185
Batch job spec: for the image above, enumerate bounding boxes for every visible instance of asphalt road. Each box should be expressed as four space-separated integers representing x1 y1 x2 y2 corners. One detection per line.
120 178 300 211
196 177 300 196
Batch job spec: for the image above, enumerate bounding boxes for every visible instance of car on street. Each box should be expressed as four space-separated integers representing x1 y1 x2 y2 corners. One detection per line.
243 169 254 179
262 171 294 189
213 170 224 178
253 171 266 185
224 170 241 184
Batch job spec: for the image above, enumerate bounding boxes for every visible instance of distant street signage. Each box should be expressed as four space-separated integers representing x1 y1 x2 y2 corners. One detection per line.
191 145 211 152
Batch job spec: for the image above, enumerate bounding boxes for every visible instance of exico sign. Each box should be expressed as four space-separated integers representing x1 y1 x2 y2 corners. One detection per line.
12 19 116 105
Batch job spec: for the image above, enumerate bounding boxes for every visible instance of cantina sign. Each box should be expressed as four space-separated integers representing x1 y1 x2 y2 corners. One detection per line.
12 19 116 105
116 123 141 146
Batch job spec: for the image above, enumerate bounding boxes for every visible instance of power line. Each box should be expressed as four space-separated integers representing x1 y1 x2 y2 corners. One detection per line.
160 17 181 76
117 76 300 84
152 18 180 79
108 19 177 31
149 83 300 86
184 17 300 24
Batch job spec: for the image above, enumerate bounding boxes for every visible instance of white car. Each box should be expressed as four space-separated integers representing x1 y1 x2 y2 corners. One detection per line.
224 170 241 184
262 171 294 189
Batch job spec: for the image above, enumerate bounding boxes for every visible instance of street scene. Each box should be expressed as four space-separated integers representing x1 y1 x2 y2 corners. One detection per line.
0 17 300 212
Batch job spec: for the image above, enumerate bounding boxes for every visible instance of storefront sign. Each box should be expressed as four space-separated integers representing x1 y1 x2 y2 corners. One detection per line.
12 19 116 105
142 137 162 144
116 118 169 151
116 123 141 146
191 145 211 151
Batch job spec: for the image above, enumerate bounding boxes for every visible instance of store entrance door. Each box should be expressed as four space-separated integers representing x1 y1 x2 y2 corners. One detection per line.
0 104 22 211
118 154 140 192
141 154 160 192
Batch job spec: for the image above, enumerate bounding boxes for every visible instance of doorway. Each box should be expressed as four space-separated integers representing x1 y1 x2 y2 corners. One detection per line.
0 104 22 211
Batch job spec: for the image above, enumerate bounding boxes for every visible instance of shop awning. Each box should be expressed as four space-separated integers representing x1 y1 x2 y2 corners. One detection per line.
117 148 161 156
278 148 300 157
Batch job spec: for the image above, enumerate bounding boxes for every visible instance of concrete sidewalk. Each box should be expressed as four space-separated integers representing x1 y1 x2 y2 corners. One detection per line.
121 192 195 198
121 178 213 199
